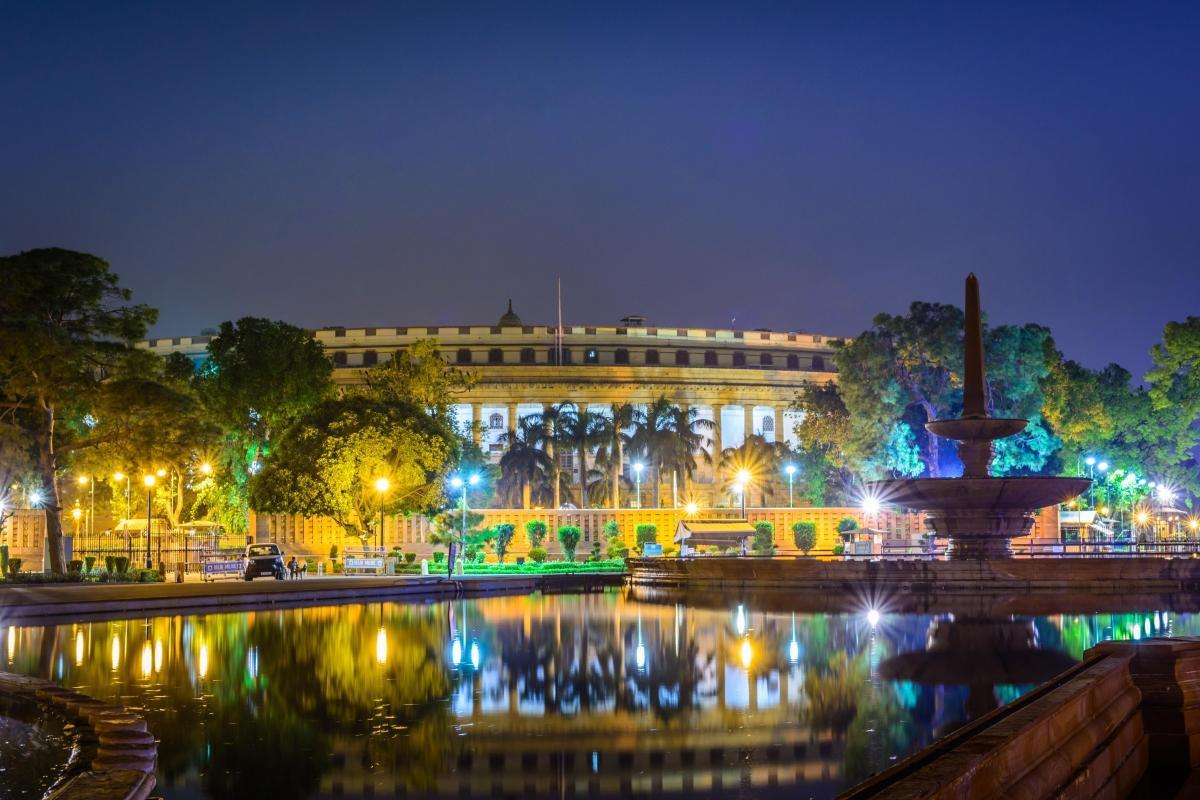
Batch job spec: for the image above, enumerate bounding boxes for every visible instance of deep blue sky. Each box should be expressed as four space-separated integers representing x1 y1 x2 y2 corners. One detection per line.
3 2 1198 377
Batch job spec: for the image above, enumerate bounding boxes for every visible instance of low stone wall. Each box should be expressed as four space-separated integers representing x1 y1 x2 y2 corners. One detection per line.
840 653 1147 799
627 556 1200 593
0 672 156 800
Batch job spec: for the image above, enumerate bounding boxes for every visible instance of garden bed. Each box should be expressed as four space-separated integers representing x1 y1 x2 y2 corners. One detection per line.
462 560 626 575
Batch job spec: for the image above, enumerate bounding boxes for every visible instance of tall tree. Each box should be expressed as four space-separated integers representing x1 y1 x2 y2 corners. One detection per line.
0 249 158 572
666 404 714 499
497 417 553 509
193 317 334 532
602 403 636 508
525 403 571 508
556 404 612 508
629 397 678 507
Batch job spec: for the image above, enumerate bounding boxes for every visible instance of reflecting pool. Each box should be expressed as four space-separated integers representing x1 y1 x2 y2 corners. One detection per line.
1 592 1194 799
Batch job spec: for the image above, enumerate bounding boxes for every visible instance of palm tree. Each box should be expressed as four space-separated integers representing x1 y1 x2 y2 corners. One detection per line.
666 405 714 500
525 403 571 508
630 397 677 508
557 404 612 508
721 434 791 506
601 402 637 508
497 417 553 509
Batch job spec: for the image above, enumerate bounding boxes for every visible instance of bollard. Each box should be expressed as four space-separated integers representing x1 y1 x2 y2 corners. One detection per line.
317 561 324 577
420 558 428 576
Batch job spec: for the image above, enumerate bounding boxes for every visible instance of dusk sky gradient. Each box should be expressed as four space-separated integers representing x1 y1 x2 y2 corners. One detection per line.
3 2 1198 377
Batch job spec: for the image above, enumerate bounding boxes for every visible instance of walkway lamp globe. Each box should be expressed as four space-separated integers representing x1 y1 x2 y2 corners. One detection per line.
1101 506 1111 517
862 496 880 516
785 464 797 508
632 462 644 509
684 501 698 517
71 506 82 534
199 462 212 476
1098 462 1109 473
142 474 156 569
1085 456 1096 467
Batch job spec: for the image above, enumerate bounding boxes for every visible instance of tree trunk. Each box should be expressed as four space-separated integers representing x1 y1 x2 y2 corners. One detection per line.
921 401 941 478
546 425 560 509
611 442 621 509
37 404 66 574
522 481 531 510
578 446 588 508
652 465 661 508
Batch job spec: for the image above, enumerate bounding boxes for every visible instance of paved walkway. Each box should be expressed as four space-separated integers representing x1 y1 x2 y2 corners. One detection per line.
0 573 625 623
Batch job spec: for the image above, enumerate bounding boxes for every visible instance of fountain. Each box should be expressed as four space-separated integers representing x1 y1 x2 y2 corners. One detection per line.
870 274 1090 559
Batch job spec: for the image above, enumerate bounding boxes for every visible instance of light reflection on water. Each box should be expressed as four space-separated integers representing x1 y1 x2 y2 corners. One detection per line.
0 593 1191 799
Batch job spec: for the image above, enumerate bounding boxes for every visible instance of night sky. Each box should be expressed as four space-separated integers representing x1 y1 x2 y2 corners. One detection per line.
4 2 1198 377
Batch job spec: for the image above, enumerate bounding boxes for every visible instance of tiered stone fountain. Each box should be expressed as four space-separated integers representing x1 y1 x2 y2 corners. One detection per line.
870 274 1090 559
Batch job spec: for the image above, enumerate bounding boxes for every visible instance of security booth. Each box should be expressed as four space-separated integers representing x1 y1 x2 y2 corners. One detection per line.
840 527 885 557
674 519 757 557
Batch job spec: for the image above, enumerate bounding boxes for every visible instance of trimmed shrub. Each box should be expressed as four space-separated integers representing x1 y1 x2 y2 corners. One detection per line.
0 544 8 576
752 521 776 555
604 520 628 560
836 517 859 533
493 523 516 563
464 545 479 563
556 526 582 562
329 544 339 561
590 541 602 561
525 520 548 549
84 555 97 573
433 551 445 564
114 556 130 574
404 552 417 565
528 547 548 564
105 555 116 573
8 558 23 575
635 524 658 555
68 559 84 573
792 521 817 555
832 543 845 556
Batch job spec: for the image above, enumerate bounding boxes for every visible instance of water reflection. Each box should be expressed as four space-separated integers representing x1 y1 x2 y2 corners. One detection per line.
1 595 1197 799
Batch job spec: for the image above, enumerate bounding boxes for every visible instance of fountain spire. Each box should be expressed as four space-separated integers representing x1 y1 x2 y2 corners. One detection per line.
962 273 986 418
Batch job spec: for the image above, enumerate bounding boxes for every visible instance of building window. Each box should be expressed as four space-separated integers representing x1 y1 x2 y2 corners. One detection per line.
644 349 660 365
362 350 378 366
704 350 718 366
759 353 773 367
548 348 572 365
488 413 504 430
488 348 504 364
520 348 535 364
614 348 629 364
456 349 472 364
762 416 774 434
733 352 746 367
332 351 347 367
558 451 575 470
812 355 826 371
787 354 800 370
584 348 600 364
675 350 690 366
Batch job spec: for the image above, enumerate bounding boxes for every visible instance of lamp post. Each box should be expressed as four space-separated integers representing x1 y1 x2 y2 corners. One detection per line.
78 475 94 538
448 474 480 576
373 477 390 553
632 463 644 510
1085 457 1096 508
736 469 751 518
143 475 156 569
71 506 82 535
785 464 796 509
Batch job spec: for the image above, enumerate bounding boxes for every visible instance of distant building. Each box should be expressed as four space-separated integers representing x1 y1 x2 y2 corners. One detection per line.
140 302 841 503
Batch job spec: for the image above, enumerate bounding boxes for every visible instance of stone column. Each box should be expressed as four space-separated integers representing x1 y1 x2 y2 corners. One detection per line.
774 406 786 445
743 404 755 444
711 403 724 477
471 402 482 445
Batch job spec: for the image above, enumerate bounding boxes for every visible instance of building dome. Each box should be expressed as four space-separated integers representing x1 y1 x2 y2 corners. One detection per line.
498 299 522 327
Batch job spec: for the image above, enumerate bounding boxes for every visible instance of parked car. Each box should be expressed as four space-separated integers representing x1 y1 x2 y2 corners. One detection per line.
243 543 285 581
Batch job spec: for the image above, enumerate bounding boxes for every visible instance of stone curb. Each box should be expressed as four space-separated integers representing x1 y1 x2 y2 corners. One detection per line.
0 671 157 800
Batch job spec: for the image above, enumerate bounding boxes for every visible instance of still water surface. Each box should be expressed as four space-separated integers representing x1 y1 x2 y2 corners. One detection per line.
1 591 1192 799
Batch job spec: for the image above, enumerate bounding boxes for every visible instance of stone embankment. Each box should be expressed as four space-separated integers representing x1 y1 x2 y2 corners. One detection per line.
0 672 156 800
839 638 1200 799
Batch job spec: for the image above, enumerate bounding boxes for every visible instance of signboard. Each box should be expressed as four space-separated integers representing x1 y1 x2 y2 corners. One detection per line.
642 543 663 557
344 557 384 571
202 559 242 580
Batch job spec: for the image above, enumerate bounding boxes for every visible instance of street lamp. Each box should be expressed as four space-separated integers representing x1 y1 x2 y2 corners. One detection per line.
736 469 751 517
71 506 82 535
447 474 480 576
785 464 796 508
1084 457 1096 507
113 472 131 524
373 477 390 553
78 475 94 537
143 474 156 569
199 462 212 476
632 463 644 509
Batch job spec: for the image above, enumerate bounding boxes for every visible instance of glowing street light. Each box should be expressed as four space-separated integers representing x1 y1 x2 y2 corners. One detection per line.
373 477 390 552
447 474 480 575
632 462 644 509
77 474 95 537
199 462 212 476
785 464 797 508
684 501 698 516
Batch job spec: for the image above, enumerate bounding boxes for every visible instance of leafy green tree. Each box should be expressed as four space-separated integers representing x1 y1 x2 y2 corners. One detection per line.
0 249 158 572
194 317 334 533
556 525 582 562
603 519 627 559
491 523 516 563
792 383 855 504
752 521 775 554
792 521 817 554
249 395 458 545
525 520 548 548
